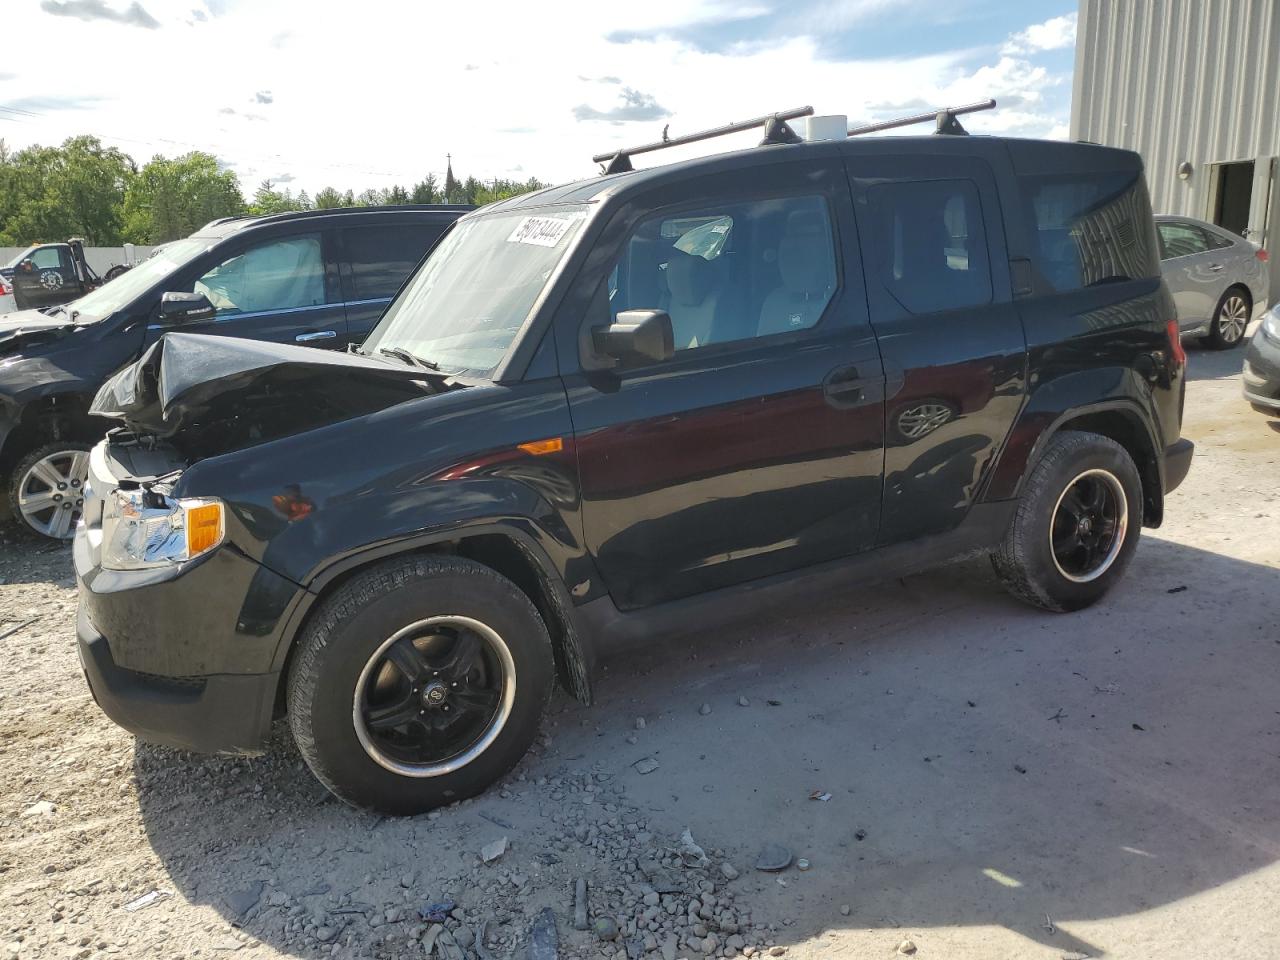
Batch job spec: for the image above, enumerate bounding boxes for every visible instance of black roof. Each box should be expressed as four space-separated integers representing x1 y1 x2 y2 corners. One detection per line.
483 134 1142 216
192 204 474 240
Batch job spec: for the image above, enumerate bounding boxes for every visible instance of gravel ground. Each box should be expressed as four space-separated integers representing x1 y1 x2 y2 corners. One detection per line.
1 339 1278 960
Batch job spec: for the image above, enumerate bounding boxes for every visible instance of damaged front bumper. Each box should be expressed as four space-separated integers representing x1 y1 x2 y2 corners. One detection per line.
74 442 308 755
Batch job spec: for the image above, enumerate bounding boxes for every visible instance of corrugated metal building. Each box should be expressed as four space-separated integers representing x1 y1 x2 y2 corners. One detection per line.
1071 0 1279 302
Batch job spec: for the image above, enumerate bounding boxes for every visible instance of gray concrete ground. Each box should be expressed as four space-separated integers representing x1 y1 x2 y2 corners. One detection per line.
1 339 1277 960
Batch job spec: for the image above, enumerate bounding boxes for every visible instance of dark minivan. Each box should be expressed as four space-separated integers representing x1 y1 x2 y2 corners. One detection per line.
75 114 1192 814
0 205 467 539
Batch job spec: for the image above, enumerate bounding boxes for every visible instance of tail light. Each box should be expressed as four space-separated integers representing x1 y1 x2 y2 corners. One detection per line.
0 277 10 295
1166 319 1186 367
1257 248 1269 263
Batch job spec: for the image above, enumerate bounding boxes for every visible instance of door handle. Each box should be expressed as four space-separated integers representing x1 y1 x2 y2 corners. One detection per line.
1208 263 1225 272
295 330 338 342
822 365 884 409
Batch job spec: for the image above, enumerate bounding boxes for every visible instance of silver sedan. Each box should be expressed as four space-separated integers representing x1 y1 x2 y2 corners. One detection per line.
1156 215 1270 349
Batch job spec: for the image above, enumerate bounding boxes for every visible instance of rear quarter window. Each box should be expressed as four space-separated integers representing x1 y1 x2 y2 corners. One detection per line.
345 224 447 301
1021 173 1159 292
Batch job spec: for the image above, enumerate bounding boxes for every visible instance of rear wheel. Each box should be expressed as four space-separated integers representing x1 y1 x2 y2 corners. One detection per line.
9 442 92 540
992 431 1142 612
1202 287 1250 349
288 555 555 815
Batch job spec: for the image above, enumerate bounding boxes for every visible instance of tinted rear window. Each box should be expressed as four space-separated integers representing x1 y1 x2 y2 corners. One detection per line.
1021 173 1158 292
345 223 447 300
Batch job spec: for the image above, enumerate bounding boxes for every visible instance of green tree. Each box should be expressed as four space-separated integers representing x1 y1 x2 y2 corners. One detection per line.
385 184 409 205
313 187 345 209
410 175 438 204
355 188 382 206
121 152 245 243
0 136 135 244
296 189 313 210
472 176 549 206
249 180 306 215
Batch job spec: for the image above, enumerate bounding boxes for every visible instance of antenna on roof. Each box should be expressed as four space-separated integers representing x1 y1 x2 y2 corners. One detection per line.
847 98 996 137
592 106 814 175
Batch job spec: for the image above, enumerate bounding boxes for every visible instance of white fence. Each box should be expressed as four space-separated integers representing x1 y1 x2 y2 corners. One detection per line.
1 245 156 275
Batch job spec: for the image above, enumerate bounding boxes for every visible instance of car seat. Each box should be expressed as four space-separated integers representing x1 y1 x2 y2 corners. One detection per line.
758 210 835 336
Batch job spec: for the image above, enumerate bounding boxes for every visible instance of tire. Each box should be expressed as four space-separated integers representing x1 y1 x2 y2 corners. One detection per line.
991 431 1142 612
1201 286 1251 349
103 264 130 282
288 554 555 815
8 442 92 540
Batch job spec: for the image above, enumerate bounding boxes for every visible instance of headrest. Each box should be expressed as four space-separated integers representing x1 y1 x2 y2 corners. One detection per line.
666 249 713 305
778 210 833 295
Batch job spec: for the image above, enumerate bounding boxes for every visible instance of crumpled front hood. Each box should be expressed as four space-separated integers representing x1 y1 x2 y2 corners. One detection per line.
0 309 73 350
91 332 441 458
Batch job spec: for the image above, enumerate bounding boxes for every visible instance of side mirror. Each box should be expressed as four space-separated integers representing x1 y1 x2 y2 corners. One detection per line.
592 309 674 365
158 291 216 325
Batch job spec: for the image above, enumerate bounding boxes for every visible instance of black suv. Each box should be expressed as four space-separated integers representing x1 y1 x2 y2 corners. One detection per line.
0 205 467 539
74 114 1192 814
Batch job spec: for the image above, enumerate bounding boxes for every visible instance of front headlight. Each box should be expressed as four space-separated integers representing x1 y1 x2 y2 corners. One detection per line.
101 489 225 571
1263 305 1280 341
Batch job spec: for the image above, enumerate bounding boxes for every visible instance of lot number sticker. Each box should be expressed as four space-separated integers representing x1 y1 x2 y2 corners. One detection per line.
507 216 576 247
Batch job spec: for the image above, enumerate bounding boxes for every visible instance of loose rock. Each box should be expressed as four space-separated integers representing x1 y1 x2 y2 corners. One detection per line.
755 844 794 872
480 837 508 863
897 939 918 955
633 757 660 775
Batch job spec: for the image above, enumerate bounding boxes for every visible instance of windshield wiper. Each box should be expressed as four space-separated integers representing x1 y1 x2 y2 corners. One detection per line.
378 346 440 371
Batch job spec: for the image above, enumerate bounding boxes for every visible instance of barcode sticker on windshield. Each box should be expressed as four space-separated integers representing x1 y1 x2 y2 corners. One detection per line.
507 216 575 247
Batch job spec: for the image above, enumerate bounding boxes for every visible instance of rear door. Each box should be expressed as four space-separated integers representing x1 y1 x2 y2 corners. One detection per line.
1156 220 1219 328
843 149 1026 545
150 229 347 347
557 158 885 610
339 220 451 347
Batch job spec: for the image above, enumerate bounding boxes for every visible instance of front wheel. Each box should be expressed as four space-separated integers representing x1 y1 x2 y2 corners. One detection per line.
9 442 92 540
287 555 555 815
992 431 1142 612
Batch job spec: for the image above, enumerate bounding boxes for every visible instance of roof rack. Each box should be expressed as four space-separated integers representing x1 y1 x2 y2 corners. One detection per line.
847 98 996 138
592 106 814 174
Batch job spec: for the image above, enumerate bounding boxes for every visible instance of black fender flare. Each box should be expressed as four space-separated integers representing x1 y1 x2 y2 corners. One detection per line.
267 519 595 704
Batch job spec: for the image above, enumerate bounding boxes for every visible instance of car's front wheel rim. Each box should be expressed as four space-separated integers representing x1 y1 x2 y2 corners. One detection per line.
352 615 515 778
1049 468 1128 583
17 449 89 540
1218 295 1248 343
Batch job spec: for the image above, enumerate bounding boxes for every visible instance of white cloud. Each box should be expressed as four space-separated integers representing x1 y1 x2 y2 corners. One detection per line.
0 1 1077 193
1003 11 1077 55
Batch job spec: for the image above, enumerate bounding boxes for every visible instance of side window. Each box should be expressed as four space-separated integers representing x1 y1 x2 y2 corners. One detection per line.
1021 173 1159 291
866 179 992 314
608 195 836 352
1157 221 1211 260
194 234 326 316
1203 226 1236 250
345 224 444 301
31 248 63 270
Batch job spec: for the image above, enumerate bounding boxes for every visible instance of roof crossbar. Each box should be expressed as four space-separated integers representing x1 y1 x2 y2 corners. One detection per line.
847 99 996 138
593 106 814 174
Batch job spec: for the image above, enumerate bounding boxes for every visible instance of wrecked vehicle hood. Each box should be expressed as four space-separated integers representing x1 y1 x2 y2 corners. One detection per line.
0 309 74 349
91 333 442 459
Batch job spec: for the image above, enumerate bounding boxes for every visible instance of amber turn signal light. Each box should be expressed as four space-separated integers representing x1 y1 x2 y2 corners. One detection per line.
186 502 224 555
517 437 564 456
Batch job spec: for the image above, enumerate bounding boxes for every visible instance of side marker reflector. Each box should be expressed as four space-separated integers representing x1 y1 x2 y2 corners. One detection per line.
518 437 564 456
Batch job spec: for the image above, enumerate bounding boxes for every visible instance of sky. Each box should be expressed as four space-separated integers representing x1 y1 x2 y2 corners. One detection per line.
0 0 1079 195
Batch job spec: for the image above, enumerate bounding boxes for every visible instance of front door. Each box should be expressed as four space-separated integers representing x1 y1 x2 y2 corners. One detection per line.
557 160 885 610
12 245 81 310
150 230 347 347
844 152 1026 545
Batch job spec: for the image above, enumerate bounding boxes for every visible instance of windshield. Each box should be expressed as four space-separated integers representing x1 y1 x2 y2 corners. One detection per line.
363 205 590 376
4 246 37 269
68 237 209 321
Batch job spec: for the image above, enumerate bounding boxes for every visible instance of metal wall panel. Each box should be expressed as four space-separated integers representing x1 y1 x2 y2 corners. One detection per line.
1072 0 1279 282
